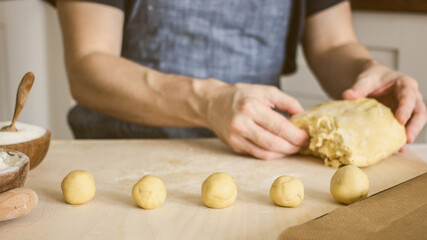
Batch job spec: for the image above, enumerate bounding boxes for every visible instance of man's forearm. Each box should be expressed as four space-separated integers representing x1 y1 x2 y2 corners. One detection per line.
66 52 226 127
304 42 372 99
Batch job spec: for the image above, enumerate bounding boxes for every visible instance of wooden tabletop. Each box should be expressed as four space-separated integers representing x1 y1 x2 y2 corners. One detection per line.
1 139 426 240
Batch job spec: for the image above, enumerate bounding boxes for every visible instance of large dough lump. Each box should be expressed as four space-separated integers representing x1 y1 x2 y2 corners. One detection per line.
291 98 406 168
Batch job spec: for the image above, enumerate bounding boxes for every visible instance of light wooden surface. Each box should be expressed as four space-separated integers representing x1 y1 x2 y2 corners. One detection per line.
1 139 426 240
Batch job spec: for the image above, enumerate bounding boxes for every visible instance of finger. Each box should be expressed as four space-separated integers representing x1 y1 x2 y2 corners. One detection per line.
399 145 406 153
239 119 302 155
228 134 285 160
251 103 309 147
405 98 427 143
266 87 304 115
342 89 361 100
342 75 384 100
395 79 417 125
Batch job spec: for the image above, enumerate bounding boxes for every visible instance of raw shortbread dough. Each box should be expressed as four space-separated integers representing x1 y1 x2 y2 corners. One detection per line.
270 175 304 207
132 175 166 209
330 165 369 204
201 172 237 209
291 98 406 168
61 170 96 205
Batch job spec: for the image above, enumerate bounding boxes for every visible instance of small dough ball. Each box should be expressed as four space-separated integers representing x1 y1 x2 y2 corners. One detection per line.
61 170 96 205
132 175 167 209
270 175 304 207
201 172 237 209
330 165 369 204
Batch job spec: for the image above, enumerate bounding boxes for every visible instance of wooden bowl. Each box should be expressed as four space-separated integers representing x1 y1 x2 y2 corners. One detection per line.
0 149 30 193
0 121 51 170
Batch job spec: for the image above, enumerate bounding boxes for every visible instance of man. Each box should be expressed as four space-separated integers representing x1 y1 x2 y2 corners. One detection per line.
52 0 426 159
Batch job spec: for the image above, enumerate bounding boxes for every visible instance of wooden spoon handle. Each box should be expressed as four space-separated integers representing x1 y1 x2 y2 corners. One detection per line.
11 72 35 127
0 188 38 222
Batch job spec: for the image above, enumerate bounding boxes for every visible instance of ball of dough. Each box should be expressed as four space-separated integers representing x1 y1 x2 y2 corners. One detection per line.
61 170 96 205
330 165 369 204
132 175 167 209
270 175 304 207
201 172 237 209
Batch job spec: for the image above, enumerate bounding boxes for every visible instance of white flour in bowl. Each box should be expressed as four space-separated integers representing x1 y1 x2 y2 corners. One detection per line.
0 150 28 174
0 121 46 145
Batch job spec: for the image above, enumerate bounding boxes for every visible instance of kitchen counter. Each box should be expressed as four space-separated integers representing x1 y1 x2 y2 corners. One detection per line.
1 139 426 239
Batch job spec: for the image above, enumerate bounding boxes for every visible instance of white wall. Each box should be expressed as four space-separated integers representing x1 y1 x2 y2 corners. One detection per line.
0 0 73 139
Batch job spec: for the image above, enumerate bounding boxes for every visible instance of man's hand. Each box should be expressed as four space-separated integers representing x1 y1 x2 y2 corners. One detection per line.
342 60 427 144
205 83 309 160
301 1 426 145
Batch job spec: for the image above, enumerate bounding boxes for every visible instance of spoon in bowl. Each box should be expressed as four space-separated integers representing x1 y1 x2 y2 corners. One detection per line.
1 72 35 132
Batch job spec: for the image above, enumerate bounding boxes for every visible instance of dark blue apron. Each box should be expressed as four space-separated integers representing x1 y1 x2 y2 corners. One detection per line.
69 0 292 139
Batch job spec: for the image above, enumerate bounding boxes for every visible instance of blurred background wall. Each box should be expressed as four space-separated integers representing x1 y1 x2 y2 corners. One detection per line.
0 0 426 142
0 0 72 139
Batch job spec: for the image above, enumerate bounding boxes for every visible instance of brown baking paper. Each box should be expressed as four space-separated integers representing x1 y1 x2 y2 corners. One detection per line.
278 172 427 240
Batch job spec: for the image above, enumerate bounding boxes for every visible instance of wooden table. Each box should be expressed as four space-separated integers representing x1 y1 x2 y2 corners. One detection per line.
1 139 427 239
